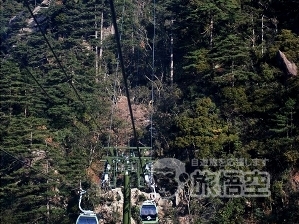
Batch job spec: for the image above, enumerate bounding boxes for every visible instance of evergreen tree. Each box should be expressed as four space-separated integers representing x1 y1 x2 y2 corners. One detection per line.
171 97 238 159
270 98 296 138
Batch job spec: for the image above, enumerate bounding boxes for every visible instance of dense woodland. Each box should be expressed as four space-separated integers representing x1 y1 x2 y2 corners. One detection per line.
1 0 299 223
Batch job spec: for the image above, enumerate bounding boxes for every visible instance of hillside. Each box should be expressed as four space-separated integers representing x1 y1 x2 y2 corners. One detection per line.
1 0 299 223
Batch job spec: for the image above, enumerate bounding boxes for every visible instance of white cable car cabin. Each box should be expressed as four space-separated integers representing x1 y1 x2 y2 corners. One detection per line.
140 200 158 224
76 185 99 224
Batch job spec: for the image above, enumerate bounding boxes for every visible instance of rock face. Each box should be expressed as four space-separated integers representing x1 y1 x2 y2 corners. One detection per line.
277 50 298 77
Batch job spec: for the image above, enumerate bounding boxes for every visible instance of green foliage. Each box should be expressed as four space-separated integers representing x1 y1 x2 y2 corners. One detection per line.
268 29 299 62
1 0 299 223
131 205 142 224
212 198 246 224
183 49 210 74
270 98 296 138
1 1 107 223
171 97 238 158
137 194 147 203
221 87 252 114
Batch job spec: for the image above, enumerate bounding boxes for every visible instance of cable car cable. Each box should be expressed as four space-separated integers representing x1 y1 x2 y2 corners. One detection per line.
22 65 55 103
140 0 159 222
24 1 83 102
108 0 157 190
107 8 159 223
108 0 141 161
150 0 156 157
108 0 158 222
0 148 55 181
107 0 126 148
0 147 87 194
23 1 103 134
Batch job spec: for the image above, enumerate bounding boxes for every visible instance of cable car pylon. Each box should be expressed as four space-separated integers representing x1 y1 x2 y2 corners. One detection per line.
76 181 99 224
101 147 158 224
107 0 158 220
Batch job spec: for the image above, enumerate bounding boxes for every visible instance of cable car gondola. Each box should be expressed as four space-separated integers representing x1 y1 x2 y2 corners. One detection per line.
76 184 99 224
76 212 99 224
140 200 158 224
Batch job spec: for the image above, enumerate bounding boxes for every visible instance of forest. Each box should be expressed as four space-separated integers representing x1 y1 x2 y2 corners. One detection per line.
1 0 299 223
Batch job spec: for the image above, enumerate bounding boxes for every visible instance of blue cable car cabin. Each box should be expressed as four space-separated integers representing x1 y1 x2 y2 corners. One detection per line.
140 201 158 224
76 213 99 224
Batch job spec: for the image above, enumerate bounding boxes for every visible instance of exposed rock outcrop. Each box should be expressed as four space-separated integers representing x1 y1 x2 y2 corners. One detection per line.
277 50 298 77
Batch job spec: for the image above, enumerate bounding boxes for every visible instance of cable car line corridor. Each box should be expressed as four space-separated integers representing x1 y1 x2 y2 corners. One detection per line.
2 0 163 222
96 0 159 223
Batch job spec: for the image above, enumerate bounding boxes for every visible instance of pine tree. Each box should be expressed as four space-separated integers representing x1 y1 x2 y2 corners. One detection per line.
171 97 238 159
270 98 296 138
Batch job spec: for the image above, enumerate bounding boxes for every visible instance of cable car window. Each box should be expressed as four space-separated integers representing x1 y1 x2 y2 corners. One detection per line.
140 205 157 220
76 215 98 224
